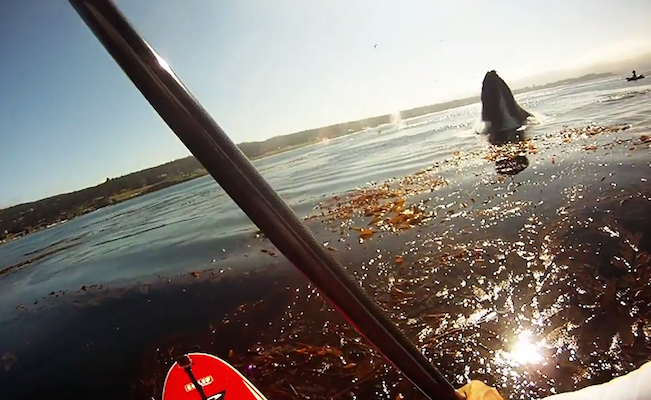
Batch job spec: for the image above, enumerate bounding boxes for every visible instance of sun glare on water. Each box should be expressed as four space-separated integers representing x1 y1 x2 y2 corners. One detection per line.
498 330 544 366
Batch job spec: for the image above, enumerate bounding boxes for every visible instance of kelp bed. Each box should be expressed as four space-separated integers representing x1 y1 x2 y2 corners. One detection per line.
126 124 651 400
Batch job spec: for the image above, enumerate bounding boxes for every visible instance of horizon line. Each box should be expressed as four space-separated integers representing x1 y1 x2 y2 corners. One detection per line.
0 67 640 209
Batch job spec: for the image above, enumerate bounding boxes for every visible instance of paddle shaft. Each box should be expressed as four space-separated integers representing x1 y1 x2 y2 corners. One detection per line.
67 1 460 399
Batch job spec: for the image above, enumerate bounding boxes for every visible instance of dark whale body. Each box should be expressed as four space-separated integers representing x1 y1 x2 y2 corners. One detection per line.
480 70 532 143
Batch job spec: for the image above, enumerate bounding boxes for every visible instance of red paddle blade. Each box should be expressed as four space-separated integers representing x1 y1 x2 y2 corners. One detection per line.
162 352 268 400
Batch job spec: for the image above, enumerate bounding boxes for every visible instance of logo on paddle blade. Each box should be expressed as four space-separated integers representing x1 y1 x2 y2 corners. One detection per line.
184 375 214 392
207 390 226 400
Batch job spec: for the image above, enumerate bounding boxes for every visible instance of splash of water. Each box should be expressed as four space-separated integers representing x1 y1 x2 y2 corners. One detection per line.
389 111 402 125
527 111 550 126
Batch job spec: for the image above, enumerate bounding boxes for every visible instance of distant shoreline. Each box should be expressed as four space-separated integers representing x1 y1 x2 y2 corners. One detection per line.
0 71 613 244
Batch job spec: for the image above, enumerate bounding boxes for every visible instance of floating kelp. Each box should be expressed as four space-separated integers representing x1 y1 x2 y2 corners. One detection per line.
6 124 650 400
314 176 445 236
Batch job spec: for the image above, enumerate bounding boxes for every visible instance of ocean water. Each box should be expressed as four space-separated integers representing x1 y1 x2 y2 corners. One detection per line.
1 75 651 400
1 75 649 307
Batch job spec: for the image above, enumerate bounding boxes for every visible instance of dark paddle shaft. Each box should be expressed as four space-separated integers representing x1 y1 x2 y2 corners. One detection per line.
67 1 459 399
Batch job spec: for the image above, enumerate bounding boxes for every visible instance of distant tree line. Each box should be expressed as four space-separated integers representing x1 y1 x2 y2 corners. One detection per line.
0 116 394 241
237 115 391 158
0 156 206 241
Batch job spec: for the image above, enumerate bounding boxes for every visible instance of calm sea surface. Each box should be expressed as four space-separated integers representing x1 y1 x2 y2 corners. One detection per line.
1 75 650 400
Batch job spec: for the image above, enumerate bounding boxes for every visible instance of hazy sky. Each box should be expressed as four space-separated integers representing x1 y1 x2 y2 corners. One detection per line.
1 0 650 206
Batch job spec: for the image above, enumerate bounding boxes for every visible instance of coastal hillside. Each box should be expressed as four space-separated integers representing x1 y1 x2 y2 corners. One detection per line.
0 157 207 241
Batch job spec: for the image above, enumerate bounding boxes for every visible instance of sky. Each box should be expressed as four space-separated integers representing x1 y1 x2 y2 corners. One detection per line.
1 0 650 206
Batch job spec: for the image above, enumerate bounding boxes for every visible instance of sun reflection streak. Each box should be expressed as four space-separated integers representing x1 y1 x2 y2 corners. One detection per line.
144 42 185 88
497 330 544 366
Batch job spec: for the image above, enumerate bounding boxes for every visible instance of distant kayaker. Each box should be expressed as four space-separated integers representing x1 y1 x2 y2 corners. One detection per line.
632 70 638 79
458 360 651 400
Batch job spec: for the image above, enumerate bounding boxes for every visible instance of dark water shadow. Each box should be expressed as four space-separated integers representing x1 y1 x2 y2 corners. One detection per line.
0 267 298 400
487 128 531 176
